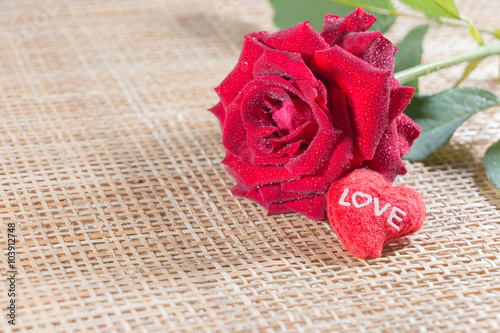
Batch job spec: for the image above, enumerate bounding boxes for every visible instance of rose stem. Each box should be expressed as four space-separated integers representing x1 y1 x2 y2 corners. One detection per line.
395 40 500 85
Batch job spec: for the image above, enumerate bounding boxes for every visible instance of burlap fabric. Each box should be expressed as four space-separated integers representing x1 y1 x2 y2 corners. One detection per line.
1 0 499 332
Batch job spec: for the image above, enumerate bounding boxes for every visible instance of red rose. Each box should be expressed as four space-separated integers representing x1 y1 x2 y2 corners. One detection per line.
210 7 420 220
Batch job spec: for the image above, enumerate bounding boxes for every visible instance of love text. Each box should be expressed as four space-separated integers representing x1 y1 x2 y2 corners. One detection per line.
339 188 406 230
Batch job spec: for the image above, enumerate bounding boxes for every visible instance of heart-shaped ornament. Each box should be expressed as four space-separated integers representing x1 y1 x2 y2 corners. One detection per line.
327 169 426 259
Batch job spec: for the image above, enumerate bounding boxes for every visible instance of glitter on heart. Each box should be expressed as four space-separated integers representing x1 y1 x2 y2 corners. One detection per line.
327 169 426 259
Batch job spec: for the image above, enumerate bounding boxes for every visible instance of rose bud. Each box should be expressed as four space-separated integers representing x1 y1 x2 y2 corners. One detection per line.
210 7 420 220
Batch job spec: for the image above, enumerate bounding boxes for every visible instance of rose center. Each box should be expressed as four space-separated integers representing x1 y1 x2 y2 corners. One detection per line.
270 100 300 135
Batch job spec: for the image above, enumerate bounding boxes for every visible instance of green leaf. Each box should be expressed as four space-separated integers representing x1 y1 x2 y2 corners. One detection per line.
394 25 429 92
454 58 484 87
404 87 500 161
495 29 500 39
399 0 460 19
484 140 500 190
270 0 396 33
468 22 484 45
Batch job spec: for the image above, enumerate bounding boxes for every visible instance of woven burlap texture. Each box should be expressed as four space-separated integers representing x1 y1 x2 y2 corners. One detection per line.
1 0 500 332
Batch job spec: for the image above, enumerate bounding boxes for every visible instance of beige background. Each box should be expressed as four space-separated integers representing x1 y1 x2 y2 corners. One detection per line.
0 0 500 332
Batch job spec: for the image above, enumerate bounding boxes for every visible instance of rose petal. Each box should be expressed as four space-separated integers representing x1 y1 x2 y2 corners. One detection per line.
222 94 249 158
328 86 351 135
267 203 295 215
284 195 327 220
361 120 407 182
293 79 336 133
284 129 337 176
208 102 225 129
253 47 317 84
281 136 353 194
388 85 415 124
272 121 317 144
258 183 316 203
259 21 329 63
241 84 285 137
240 77 314 136
396 113 421 156
321 7 377 45
222 151 298 189
215 34 268 108
250 140 303 165
336 31 383 58
361 36 396 70
312 46 392 160
231 183 262 201
328 87 365 169
271 99 304 133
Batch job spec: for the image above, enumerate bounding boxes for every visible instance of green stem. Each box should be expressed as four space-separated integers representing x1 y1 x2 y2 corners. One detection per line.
395 40 500 84
438 17 493 35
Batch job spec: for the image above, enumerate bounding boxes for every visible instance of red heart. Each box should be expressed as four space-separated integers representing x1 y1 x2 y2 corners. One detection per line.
327 169 426 259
